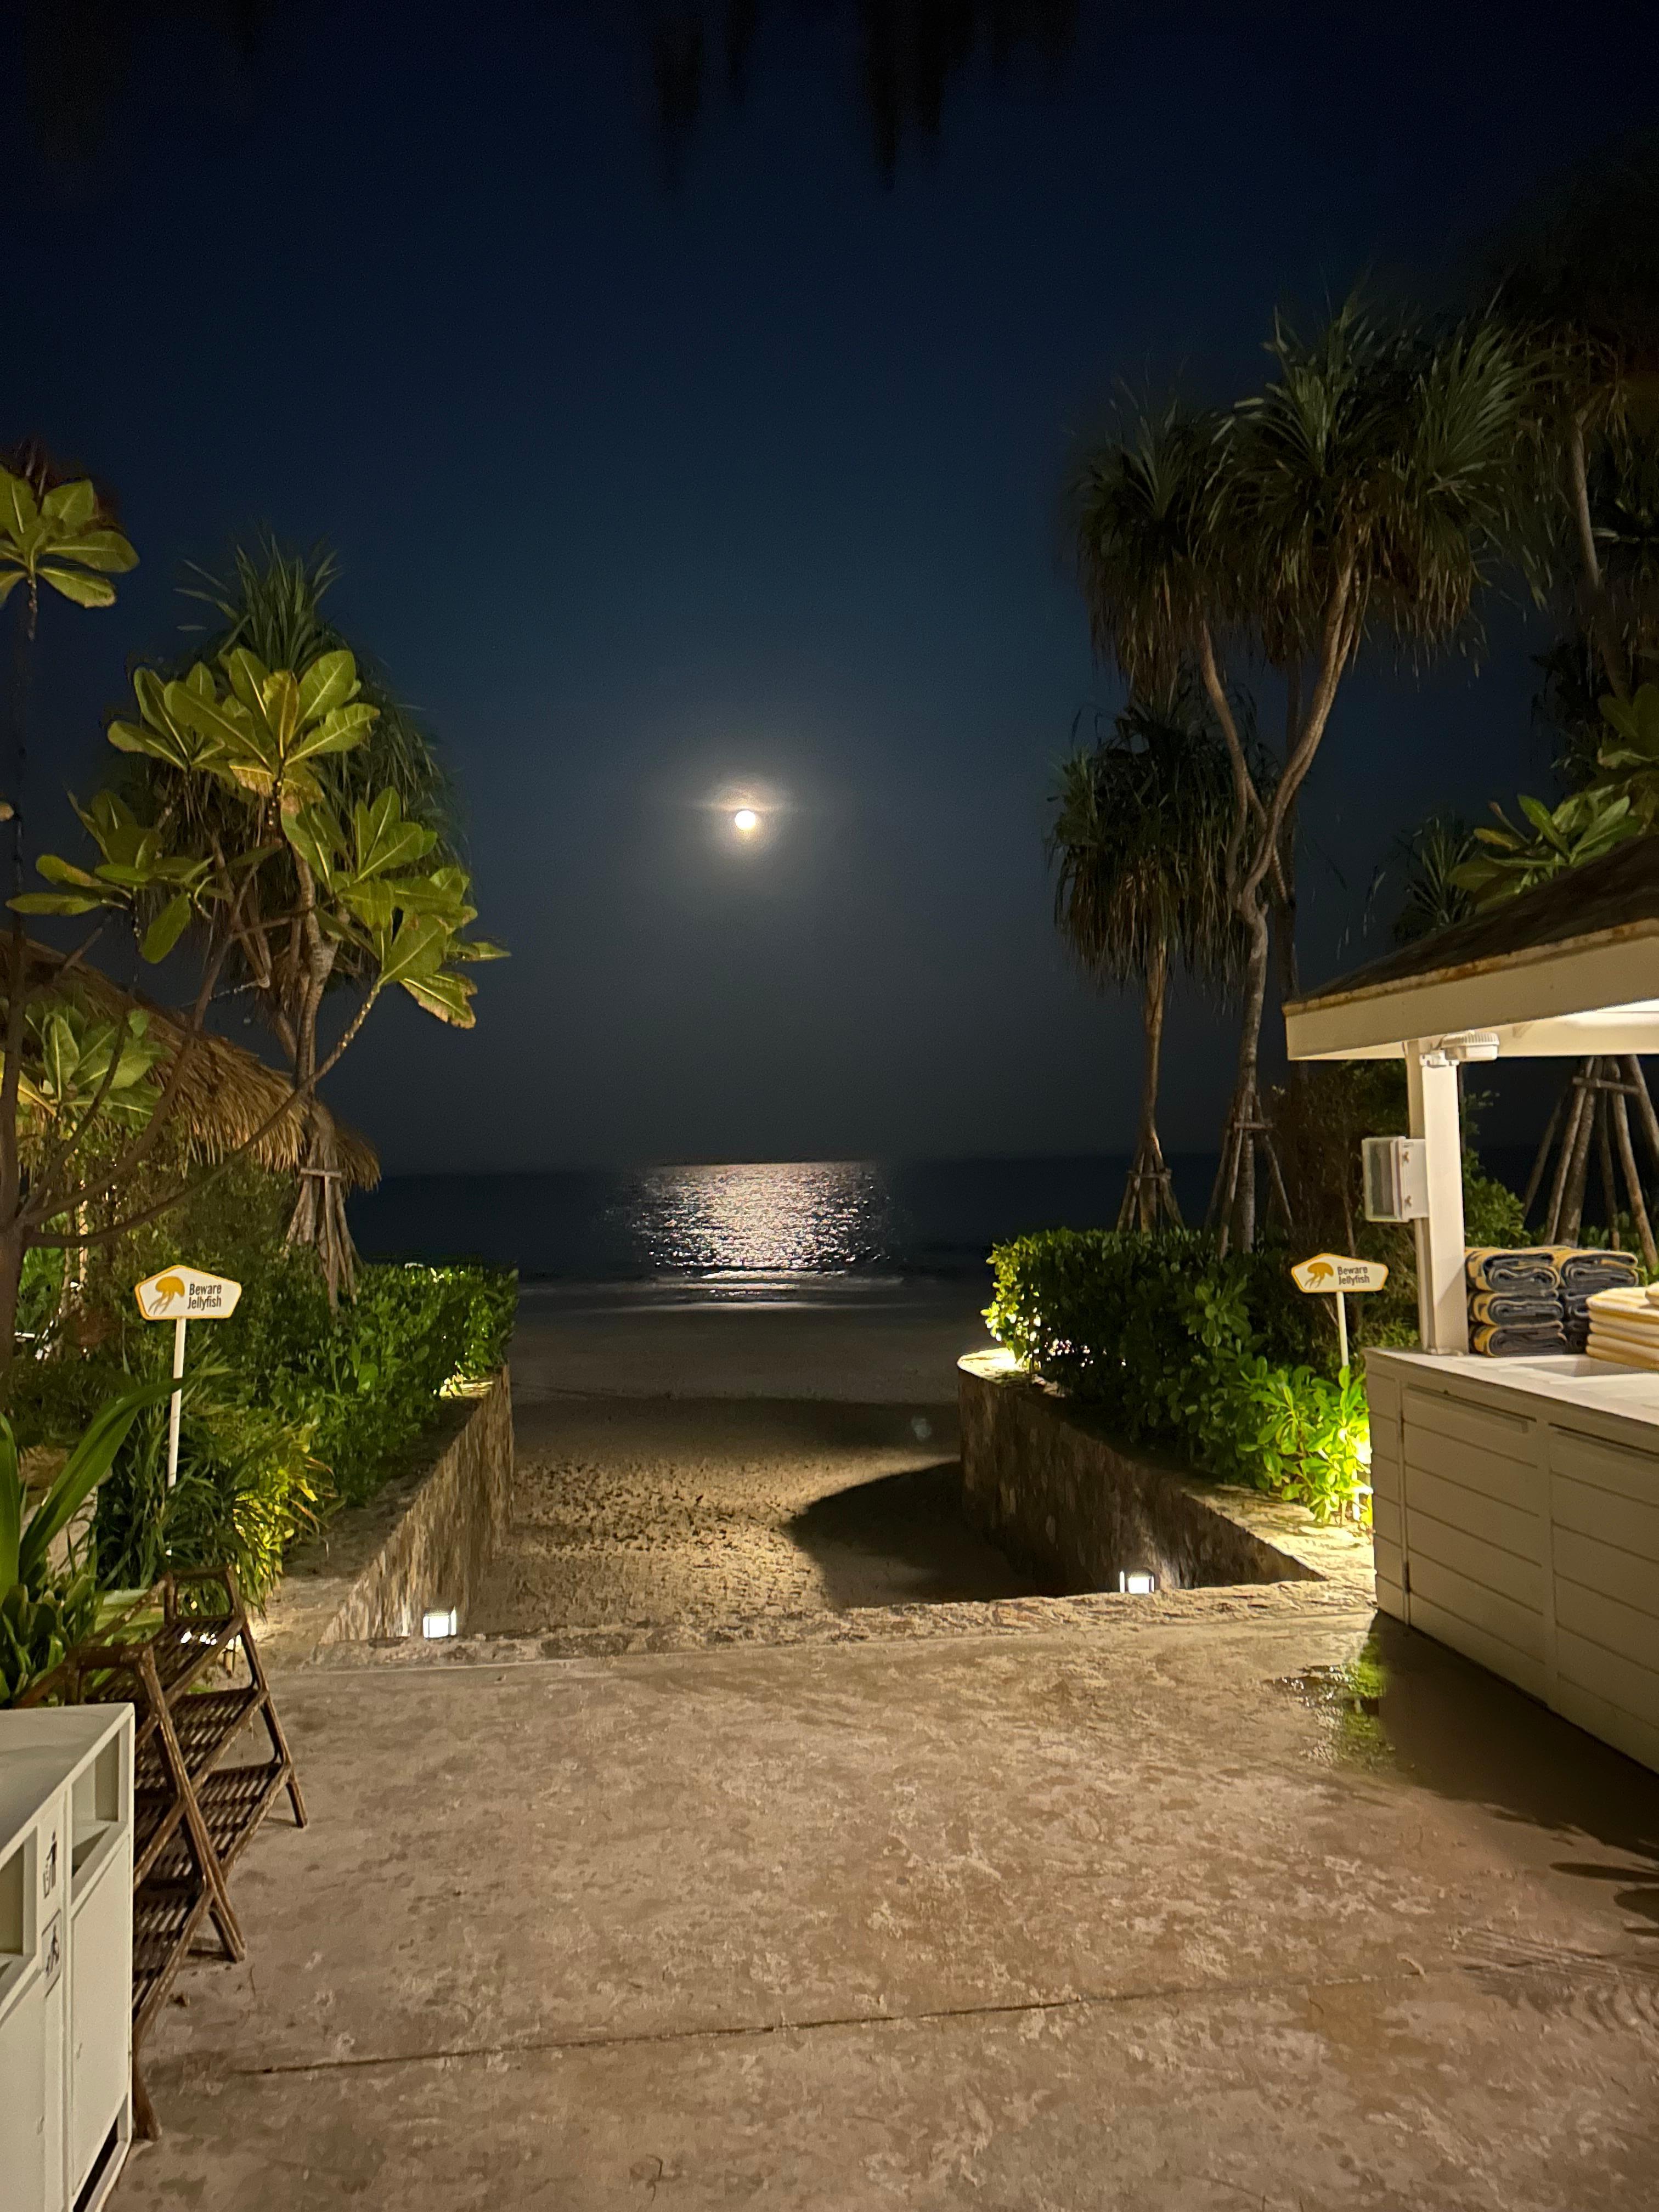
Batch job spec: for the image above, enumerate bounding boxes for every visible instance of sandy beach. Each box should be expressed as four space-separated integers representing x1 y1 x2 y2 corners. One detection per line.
478 1278 1024 1631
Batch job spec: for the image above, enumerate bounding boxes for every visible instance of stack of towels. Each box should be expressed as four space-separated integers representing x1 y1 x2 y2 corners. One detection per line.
1465 1246 1642 1357
1585 1284 1659 1370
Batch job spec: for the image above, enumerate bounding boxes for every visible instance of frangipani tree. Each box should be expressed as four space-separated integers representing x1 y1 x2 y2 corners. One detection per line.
0 467 136 639
15 644 504 1304
116 540 461 1291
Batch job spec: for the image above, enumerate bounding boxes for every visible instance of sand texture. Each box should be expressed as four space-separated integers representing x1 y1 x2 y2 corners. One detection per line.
472 1396 1045 1630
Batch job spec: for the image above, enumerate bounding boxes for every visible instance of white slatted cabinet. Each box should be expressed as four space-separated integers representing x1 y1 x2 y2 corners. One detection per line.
1367 1349 1659 1772
0 1705 135 2212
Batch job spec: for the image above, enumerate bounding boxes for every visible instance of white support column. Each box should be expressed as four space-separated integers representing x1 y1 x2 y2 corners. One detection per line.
1406 1042 1468 1354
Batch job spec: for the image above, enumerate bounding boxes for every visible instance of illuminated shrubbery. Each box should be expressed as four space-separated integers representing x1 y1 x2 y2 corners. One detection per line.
985 1228 1371 1524
5 1161 516 1600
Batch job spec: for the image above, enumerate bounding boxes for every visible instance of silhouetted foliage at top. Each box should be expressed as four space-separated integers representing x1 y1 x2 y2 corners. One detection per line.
19 0 1080 185
1485 133 1659 365
649 1 1078 182
18 0 277 170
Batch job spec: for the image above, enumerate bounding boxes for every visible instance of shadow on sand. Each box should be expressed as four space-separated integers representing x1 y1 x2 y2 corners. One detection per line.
784 1462 1053 1611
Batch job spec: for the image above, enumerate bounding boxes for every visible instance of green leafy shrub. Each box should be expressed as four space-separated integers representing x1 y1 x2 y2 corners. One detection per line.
91 1353 325 1602
984 1228 1371 1523
1 1384 167 1703
251 1259 518 1507
5 1159 517 1600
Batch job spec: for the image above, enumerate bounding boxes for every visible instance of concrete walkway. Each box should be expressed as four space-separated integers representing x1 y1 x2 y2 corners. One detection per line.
114 1299 1659 2207
120 1607 1659 2209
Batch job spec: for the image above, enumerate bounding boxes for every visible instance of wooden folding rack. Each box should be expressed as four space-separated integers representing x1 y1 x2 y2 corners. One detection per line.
22 1565 306 2137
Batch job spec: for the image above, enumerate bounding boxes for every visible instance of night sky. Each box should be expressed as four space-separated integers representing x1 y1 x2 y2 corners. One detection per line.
10 4 1655 1172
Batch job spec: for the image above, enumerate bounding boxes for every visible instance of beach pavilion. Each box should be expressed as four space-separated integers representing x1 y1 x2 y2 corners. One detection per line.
1283 837 1659 1773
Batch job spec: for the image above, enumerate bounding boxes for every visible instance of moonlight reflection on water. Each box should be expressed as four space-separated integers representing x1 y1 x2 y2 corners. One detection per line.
623 1161 893 1278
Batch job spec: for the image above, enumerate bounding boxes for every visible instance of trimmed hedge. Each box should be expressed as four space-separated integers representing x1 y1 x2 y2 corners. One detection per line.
86 1256 517 1600
985 1228 1370 1524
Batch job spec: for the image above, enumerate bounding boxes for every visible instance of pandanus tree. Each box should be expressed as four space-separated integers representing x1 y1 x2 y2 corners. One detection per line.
1071 303 1530 1250
1049 696 1238 1230
118 538 459 1298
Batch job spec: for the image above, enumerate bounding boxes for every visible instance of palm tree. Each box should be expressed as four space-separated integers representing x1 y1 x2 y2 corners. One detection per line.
1049 694 1238 1230
120 537 458 1301
1071 303 1530 1250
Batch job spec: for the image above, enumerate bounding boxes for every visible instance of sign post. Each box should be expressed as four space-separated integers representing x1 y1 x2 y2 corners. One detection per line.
1290 1252 1389 1372
134 1267 243 1487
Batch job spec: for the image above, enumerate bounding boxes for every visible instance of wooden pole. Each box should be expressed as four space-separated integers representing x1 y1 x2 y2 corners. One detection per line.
1522 1082 1567 1218
1623 1056 1659 1180
1544 1076 1591 1241
1560 1063 1598 1242
1613 1087 1657 1268
166 1315 187 1490
1596 1085 1622 1246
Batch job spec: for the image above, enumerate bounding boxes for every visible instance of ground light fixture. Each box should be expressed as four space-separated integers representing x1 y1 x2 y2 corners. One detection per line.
1119 1571 1156 1595
421 1607 458 1639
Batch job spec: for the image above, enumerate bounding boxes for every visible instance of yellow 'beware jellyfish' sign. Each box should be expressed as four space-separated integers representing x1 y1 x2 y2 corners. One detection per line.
134 1266 242 1322
135 1265 244 1488
1289 1252 1388 1372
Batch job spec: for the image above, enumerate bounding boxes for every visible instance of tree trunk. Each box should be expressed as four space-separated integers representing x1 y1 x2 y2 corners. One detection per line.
279 872 357 1307
1568 414 1632 702
0 1222 26 1385
1119 936 1180 1233
1211 902 1271 1256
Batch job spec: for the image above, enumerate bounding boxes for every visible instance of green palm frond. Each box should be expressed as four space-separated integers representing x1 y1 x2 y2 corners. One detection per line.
1069 400 1231 697
1225 296 1533 668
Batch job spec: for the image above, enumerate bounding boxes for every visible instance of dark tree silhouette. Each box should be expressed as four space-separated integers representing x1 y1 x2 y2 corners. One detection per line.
19 1 1081 184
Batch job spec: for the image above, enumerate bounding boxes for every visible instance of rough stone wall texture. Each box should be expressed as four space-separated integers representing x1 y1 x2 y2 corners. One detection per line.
261 1368 513 1664
958 1351 1369 1599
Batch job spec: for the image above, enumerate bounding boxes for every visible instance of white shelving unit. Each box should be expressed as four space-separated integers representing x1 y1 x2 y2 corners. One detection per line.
0 1705 136 2212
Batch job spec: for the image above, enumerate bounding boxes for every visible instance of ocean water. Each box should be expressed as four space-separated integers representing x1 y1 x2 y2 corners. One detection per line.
348 1154 1220 1296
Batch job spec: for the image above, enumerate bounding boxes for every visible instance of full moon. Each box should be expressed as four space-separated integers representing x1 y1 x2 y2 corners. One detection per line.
732 808 760 835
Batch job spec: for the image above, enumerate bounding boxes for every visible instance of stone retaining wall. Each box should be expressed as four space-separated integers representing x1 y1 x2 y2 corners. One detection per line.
959 1350 1372 1601
260 1367 513 1665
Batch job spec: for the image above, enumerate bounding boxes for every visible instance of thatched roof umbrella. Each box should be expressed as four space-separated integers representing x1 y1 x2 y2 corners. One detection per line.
4 938 380 1190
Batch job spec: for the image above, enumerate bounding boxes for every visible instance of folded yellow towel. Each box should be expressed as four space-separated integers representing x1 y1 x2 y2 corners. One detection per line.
1586 1340 1659 1373
1587 1286 1659 1324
